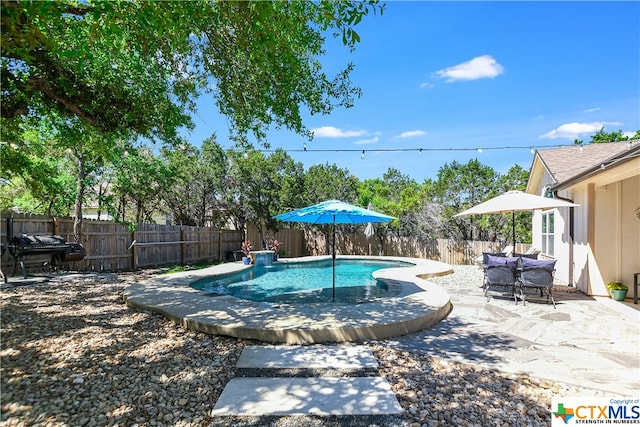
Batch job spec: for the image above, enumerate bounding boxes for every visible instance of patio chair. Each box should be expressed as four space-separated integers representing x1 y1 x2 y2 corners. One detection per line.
519 258 557 308
483 255 521 303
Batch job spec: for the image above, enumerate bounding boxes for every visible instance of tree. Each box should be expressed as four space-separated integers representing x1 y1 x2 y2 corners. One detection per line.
1 0 384 145
356 168 421 254
0 116 77 216
432 159 499 241
108 147 175 225
228 149 304 248
303 163 359 205
161 136 230 227
574 127 640 145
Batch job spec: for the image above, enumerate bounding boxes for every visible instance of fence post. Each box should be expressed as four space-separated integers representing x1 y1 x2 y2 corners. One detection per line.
53 217 59 235
131 230 137 270
180 228 185 265
218 230 222 261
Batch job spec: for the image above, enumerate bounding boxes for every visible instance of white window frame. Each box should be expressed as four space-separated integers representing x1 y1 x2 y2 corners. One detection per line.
541 211 555 256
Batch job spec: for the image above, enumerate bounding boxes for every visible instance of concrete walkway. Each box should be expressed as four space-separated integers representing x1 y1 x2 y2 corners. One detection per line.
211 345 403 419
384 266 640 396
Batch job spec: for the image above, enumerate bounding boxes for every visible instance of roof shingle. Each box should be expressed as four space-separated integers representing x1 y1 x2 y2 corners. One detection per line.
537 140 639 184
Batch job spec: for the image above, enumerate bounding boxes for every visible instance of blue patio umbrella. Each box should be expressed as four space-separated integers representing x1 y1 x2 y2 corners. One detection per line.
274 200 395 300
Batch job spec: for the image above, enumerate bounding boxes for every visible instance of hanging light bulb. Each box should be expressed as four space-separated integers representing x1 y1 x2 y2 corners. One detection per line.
419 148 423 155
579 145 584 153
361 150 365 159
303 143 307 151
530 147 535 154
476 148 483 153
243 152 249 160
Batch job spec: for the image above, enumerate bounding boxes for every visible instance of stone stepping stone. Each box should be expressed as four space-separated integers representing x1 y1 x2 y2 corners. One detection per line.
212 345 403 416
211 376 403 416
236 345 379 369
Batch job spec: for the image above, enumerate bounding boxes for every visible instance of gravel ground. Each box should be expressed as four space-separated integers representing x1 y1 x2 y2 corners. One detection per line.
1 267 607 427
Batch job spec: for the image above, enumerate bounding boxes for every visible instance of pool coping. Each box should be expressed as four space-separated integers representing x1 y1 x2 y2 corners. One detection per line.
123 255 454 344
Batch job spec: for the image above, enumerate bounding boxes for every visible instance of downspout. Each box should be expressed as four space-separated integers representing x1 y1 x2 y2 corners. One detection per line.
553 190 575 287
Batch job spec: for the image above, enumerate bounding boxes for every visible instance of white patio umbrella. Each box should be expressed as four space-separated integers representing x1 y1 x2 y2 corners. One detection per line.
454 190 579 248
364 202 375 239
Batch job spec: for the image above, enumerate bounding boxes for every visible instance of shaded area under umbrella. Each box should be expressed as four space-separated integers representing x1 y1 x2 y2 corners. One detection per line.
454 190 579 248
274 200 395 300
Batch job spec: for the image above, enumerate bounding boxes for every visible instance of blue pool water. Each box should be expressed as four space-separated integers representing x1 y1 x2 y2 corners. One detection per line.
191 258 413 303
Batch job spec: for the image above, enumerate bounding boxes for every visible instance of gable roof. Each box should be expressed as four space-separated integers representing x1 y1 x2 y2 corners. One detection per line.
530 140 640 190
536 140 639 185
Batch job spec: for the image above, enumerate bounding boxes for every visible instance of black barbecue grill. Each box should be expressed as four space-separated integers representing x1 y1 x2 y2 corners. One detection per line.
8 234 86 278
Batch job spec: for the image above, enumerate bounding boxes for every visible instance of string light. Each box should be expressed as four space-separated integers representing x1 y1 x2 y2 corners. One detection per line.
579 145 584 153
234 143 616 159
243 152 249 159
235 142 604 155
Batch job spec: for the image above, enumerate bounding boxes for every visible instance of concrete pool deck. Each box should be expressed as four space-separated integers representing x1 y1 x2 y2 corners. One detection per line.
123 256 454 344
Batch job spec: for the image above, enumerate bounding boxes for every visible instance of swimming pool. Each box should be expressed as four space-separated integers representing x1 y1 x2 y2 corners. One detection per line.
191 258 414 303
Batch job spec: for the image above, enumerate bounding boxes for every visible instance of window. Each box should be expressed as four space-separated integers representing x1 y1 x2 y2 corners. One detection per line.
541 211 554 256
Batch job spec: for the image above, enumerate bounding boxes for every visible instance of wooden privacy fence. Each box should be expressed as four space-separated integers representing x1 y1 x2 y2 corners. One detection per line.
0 213 243 273
246 223 531 266
0 213 530 274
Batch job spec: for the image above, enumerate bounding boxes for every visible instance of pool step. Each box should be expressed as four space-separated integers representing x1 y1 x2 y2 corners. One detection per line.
211 345 404 418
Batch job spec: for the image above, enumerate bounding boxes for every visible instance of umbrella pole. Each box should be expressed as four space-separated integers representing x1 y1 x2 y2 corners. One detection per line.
332 218 336 301
512 211 516 250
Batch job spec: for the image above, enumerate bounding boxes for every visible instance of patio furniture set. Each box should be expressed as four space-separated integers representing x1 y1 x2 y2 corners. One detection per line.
482 252 557 308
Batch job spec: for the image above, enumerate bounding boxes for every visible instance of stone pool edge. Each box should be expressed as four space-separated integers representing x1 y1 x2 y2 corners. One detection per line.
123 256 454 344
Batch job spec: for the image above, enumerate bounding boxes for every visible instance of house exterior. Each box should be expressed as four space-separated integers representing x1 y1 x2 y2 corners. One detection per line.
526 140 640 297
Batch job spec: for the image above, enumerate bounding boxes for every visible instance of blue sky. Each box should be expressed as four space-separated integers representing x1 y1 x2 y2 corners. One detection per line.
182 1 640 183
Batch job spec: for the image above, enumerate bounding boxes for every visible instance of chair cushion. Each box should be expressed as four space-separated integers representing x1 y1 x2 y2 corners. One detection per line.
483 252 506 265
521 257 556 271
505 257 521 270
486 254 509 266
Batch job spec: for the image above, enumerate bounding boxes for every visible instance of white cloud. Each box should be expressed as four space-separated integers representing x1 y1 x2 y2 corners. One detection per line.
397 130 426 139
434 55 504 82
419 82 434 90
583 107 600 113
539 121 620 140
311 126 367 138
354 136 379 145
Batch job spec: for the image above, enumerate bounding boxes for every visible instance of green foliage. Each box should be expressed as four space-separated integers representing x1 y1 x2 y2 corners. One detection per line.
574 127 640 145
108 146 175 223
432 159 500 241
1 0 383 145
228 148 304 248
606 282 627 291
161 136 230 227
304 163 359 204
